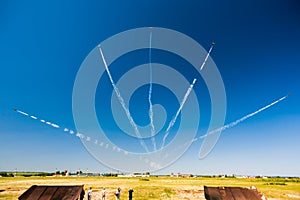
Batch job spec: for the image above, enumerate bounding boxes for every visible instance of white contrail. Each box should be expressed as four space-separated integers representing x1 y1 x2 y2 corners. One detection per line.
76 132 83 138
16 109 29 116
30 115 37 120
200 42 215 70
161 78 197 148
15 109 60 129
148 29 157 151
160 42 216 148
51 123 60 128
193 94 289 142
13 108 127 154
12 92 289 164
13 107 130 157
98 45 149 152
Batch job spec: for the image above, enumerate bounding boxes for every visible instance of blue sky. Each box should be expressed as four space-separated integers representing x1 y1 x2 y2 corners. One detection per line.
0 0 299 176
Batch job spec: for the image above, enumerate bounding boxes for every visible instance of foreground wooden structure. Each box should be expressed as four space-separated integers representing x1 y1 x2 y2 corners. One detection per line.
204 186 266 200
18 185 84 200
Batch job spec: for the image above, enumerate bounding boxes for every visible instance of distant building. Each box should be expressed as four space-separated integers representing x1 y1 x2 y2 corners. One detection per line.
117 174 133 178
176 172 193 178
117 172 150 177
132 172 150 177
19 185 85 200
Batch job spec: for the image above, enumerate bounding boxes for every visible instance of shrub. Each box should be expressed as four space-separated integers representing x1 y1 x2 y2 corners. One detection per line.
139 178 150 181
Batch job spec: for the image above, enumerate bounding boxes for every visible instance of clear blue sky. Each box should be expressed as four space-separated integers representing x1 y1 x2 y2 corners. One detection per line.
0 0 299 176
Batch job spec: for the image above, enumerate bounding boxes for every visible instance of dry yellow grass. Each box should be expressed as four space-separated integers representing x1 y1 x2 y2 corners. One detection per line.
0 176 299 199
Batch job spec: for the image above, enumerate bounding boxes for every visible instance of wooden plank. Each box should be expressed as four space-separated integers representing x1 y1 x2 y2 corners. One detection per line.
222 187 235 200
229 187 247 200
19 185 34 200
61 186 83 200
204 186 222 200
51 186 83 200
38 186 59 200
241 188 262 200
51 186 70 200
204 186 265 200
23 186 46 200
19 185 84 200
19 185 37 200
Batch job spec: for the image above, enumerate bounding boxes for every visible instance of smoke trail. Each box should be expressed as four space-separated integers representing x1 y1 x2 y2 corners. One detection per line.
200 42 215 70
160 42 216 148
12 93 289 169
16 109 29 116
51 123 60 128
98 45 149 153
193 94 289 142
13 108 133 157
76 132 84 138
30 115 37 120
15 109 59 130
148 29 157 151
161 78 197 148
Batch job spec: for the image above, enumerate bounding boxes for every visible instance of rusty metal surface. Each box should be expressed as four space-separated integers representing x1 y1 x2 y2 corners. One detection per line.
204 186 266 200
19 185 84 200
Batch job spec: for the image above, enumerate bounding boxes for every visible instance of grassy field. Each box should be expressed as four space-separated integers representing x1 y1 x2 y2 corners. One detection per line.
0 176 299 199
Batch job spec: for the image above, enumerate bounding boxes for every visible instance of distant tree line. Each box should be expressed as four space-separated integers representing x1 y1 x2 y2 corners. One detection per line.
0 172 54 177
0 172 15 177
102 173 118 177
